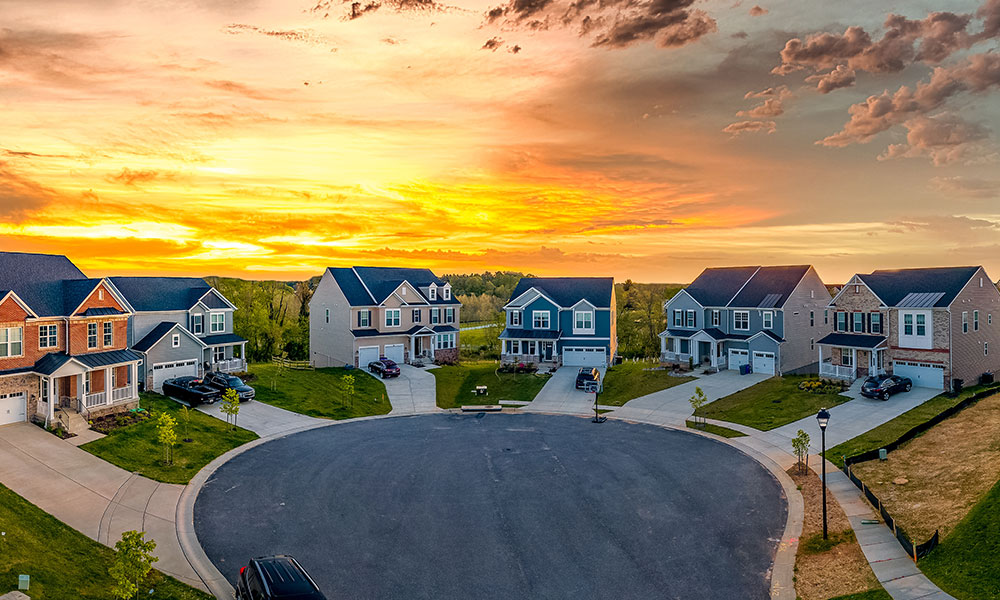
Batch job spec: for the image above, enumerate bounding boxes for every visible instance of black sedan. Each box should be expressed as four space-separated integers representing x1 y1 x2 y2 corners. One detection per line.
860 374 912 400
161 376 222 406
368 358 401 378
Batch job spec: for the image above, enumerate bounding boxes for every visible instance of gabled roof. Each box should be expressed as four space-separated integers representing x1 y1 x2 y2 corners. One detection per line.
728 266 811 309
326 267 454 307
684 267 760 307
134 322 207 353
0 252 87 317
857 267 980 308
507 277 613 309
110 277 215 312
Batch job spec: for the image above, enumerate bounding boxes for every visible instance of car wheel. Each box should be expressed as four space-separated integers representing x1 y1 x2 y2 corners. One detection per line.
904 384 911 392
882 391 890 401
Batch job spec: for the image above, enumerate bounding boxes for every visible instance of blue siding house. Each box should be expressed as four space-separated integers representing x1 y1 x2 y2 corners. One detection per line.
660 265 832 375
500 277 617 367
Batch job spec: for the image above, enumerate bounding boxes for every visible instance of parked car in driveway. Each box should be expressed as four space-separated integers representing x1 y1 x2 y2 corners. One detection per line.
576 367 601 390
204 371 256 402
368 358 401 379
860 374 913 401
161 376 221 406
236 555 327 600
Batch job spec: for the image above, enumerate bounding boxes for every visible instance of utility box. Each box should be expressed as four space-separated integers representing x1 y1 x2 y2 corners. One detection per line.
19 574 30 590
879 448 887 461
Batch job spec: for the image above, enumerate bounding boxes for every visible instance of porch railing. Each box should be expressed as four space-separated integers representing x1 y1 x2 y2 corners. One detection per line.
212 359 247 373
820 362 856 380
84 391 107 407
660 352 692 363
111 386 134 402
502 353 556 364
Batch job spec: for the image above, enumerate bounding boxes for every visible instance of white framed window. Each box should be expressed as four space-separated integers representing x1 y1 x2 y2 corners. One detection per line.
84 371 92 394
445 307 455 324
172 334 180 348
836 312 847 332
574 310 594 332
824 309 829 325
811 290 815 298
431 308 441 324
400 286 406 296
0 326 23 358
210 313 225 333
443 287 451 300
712 310 720 327
510 310 522 327
974 310 979 331
412 309 421 323
733 310 749 331
87 322 98 349
900 311 931 349
852 312 864 333
527 340 536 355
904 313 913 336
962 311 968 333
916 313 926 336
685 310 695 328
385 309 401 328
429 286 437 301
192 314 204 334
841 348 853 367
533 311 550 329
763 311 773 330
103 321 113 347
358 310 371 328
213 346 226 362
673 309 683 327
511 340 520 354
870 313 882 334
40 377 49 403
436 333 455 349
39 324 58 349
111 368 117 388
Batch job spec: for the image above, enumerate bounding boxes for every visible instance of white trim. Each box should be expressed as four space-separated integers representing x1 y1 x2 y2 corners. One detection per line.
733 310 750 331
504 287 560 310
38 323 59 350
0 290 39 319
532 310 551 329
828 274 888 308
171 334 181 348
68 279 133 317
570 298 597 311
195 287 238 311
560 336 610 340
663 288 704 311
384 308 401 328
572 309 594 334
209 311 226 333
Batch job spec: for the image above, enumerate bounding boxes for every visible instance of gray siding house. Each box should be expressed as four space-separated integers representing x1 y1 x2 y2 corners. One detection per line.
110 277 247 391
659 265 832 375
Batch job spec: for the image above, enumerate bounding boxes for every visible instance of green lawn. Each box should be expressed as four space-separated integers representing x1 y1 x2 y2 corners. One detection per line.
694 375 851 431
826 383 1000 468
829 590 892 600
0 483 211 599
81 393 258 484
431 361 551 409
921 478 1000 599
599 360 696 406
249 363 391 419
460 326 492 348
684 420 747 438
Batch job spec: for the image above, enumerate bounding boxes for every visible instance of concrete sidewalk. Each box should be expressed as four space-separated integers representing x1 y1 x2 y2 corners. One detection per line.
0 423 205 590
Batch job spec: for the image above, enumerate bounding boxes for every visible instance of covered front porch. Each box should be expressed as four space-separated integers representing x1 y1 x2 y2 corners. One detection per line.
660 329 730 369
35 350 141 425
202 334 248 373
817 333 887 382
499 328 560 366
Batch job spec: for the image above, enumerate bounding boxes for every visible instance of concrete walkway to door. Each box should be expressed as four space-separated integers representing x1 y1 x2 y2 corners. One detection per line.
0 422 205 590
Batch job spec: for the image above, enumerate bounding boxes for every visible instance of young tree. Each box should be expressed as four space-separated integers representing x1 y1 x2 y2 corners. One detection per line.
156 413 177 466
220 388 241 431
109 530 158 600
341 374 355 409
792 429 811 474
179 406 191 442
688 386 708 428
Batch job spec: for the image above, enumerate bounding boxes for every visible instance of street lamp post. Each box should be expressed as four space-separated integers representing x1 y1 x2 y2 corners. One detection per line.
816 407 831 540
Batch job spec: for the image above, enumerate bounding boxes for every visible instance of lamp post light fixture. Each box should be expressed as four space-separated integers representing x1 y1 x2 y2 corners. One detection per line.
816 407 831 540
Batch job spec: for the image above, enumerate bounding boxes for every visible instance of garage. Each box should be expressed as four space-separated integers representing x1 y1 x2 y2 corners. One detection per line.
358 345 380 367
728 349 749 370
0 391 27 426
752 352 775 376
563 347 607 367
152 359 198 392
892 361 945 390
383 344 405 364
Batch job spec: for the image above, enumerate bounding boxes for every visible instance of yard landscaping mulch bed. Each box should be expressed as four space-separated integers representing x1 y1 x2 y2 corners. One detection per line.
789 465 883 600
89 409 150 434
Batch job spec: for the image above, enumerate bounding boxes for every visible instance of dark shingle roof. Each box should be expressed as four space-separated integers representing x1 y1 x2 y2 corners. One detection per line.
817 333 887 349
201 333 246 346
62 279 105 315
110 277 214 312
433 325 459 333
752 330 786 343
498 328 562 339
133 322 190 353
728 266 811 309
327 267 457 306
0 252 87 316
508 277 614 308
684 267 760 307
858 267 980 308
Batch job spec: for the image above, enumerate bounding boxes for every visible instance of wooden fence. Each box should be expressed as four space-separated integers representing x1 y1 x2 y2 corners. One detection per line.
271 356 314 370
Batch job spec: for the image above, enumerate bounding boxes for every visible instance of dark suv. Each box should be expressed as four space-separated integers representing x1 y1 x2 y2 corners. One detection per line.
236 555 327 600
576 367 601 390
368 358 401 378
860 374 912 401
204 371 256 401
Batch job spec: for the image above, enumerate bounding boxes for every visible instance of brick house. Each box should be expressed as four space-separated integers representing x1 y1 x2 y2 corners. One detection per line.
0 252 141 429
310 267 461 367
818 266 1000 390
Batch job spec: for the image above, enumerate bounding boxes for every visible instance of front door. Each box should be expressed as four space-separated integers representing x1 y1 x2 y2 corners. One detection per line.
543 342 553 361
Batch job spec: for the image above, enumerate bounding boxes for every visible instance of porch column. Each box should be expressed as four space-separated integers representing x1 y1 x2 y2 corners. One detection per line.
104 368 112 405
660 335 666 355
77 373 84 410
818 345 823 371
852 348 857 377
711 341 718 367
130 362 138 398
409 336 415 364
47 377 55 425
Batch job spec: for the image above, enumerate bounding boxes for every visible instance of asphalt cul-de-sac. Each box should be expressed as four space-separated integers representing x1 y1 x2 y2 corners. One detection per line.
194 413 787 600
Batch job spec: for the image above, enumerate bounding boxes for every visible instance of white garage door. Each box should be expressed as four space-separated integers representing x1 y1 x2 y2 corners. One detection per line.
152 359 198 391
358 345 380 367
752 351 775 376
728 349 749 370
0 392 27 426
892 361 945 390
563 347 607 367
383 344 405 364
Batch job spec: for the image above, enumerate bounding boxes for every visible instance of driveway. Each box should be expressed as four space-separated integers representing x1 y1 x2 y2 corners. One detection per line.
194 413 787 600
198 398 323 437
614 370 772 425
382 364 440 415
0 422 204 590
524 366 607 414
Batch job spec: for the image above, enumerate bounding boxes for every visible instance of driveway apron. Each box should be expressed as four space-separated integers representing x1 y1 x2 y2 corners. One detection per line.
381 365 440 415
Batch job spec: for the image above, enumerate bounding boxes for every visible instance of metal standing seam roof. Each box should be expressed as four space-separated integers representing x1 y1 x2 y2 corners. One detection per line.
896 292 947 308
200 333 246 346
33 349 142 375
498 328 562 340
757 293 783 308
81 307 124 316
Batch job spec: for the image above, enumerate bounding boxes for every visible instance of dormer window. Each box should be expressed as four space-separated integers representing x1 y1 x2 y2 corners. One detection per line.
429 286 437 301
443 287 451 300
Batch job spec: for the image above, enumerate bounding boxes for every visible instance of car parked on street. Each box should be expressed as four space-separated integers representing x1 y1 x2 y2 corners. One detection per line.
161 376 222 406
860 374 913 401
204 371 256 402
575 367 601 390
235 555 327 600
368 358 401 378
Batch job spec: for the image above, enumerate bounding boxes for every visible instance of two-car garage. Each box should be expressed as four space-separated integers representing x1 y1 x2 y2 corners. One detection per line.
892 361 945 390
0 391 26 426
151 359 198 392
358 344 405 367
562 347 608 367
727 348 776 375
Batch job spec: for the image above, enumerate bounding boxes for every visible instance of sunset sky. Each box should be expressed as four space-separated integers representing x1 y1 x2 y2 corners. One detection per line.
2 0 999 283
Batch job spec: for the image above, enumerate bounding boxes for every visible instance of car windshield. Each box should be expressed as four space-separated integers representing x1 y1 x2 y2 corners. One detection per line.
227 376 243 386
382 360 397 367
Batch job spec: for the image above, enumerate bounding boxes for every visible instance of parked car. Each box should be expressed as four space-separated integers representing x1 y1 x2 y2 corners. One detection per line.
860 374 912 401
368 358 401 378
204 371 256 401
576 367 601 390
161 376 222 406
235 555 327 600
